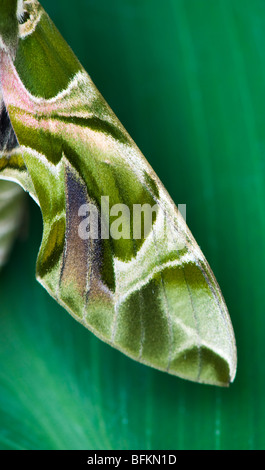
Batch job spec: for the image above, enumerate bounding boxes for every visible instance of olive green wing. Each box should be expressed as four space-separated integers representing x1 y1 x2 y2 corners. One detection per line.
0 0 237 385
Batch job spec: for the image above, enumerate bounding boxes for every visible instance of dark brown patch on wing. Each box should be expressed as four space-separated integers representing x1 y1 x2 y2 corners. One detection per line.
0 100 19 153
60 163 113 305
60 165 90 297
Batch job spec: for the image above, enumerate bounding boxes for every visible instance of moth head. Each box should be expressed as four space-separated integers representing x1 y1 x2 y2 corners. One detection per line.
0 0 42 59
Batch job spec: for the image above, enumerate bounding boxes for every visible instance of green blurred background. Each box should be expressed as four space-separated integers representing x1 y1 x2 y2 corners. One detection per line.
0 0 264 449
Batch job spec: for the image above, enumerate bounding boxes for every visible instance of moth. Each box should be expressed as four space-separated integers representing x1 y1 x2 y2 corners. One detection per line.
0 0 237 386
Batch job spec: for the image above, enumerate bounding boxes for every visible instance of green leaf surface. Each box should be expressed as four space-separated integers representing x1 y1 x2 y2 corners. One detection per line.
0 0 264 449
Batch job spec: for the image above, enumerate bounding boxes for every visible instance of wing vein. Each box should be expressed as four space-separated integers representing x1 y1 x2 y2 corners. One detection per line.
167 220 202 380
152 219 173 372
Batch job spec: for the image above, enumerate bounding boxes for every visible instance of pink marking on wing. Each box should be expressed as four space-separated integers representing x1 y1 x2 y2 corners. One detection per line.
1 52 36 114
0 52 93 119
0 51 128 162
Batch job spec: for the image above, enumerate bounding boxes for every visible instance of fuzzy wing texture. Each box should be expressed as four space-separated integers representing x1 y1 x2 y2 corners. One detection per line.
0 0 237 386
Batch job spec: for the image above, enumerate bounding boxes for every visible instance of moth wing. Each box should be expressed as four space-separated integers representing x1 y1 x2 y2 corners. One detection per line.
0 0 237 385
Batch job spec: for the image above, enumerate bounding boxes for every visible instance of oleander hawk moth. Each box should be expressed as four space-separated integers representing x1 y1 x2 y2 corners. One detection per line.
0 0 237 386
